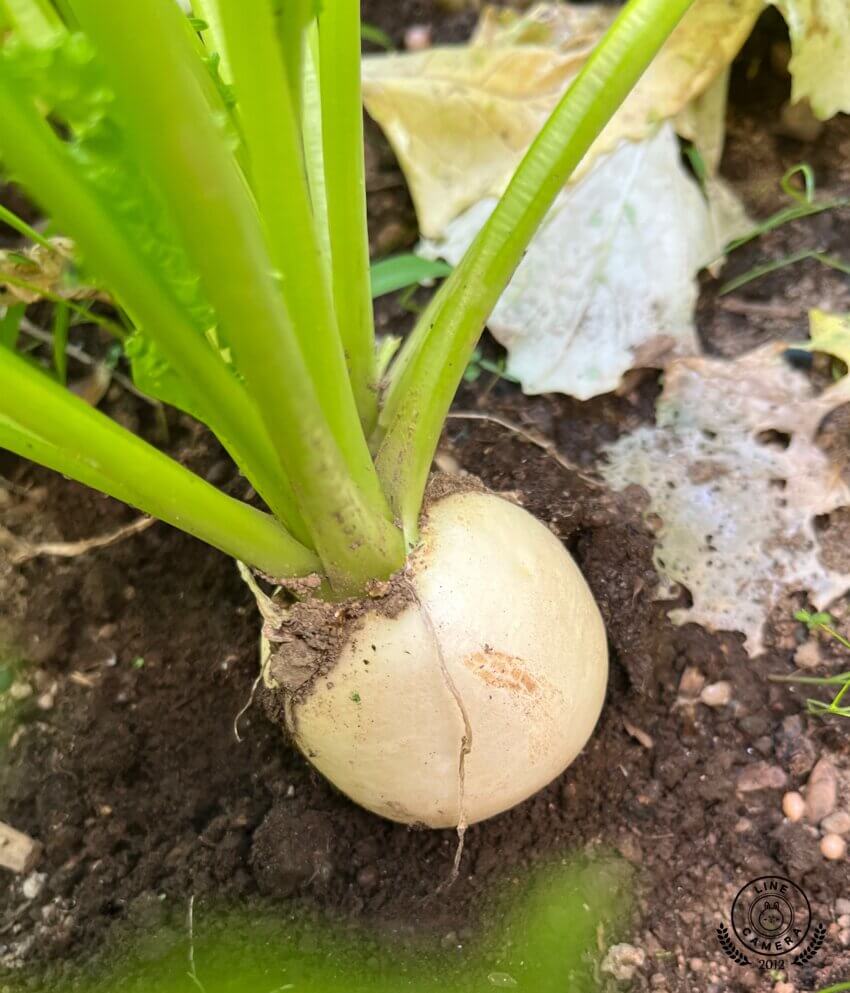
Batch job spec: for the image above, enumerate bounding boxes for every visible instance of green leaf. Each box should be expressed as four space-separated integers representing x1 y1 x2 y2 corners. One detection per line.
369 253 451 298
361 22 393 51
0 31 223 349
123 331 203 420
794 608 834 630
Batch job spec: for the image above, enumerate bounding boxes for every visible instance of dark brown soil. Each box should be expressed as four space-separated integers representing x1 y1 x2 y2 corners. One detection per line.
1 5 850 993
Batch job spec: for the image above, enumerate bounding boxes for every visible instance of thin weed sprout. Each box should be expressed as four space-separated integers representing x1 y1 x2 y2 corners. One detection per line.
719 163 850 295
770 609 850 719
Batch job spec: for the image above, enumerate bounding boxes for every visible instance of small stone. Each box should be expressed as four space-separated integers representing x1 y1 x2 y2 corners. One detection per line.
838 914 850 928
699 682 732 708
9 682 32 702
836 898 850 915
778 99 823 142
434 451 461 475
782 791 806 822
617 835 643 866
678 667 705 697
650 975 667 989
356 865 378 891
773 821 822 877
806 757 838 823
821 833 846 860
204 460 230 485
794 640 823 669
623 718 654 749
404 24 432 51
688 957 704 972
773 983 795 993
754 735 774 757
601 943 646 982
21 872 45 900
840 928 850 947
251 808 335 896
373 219 412 256
35 691 54 711
774 714 816 777
736 763 788 793
822 810 850 835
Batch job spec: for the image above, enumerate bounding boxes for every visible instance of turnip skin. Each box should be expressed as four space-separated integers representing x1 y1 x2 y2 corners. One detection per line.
277 489 608 828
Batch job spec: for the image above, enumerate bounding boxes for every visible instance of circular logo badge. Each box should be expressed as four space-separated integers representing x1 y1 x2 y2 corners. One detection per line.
731 876 811 954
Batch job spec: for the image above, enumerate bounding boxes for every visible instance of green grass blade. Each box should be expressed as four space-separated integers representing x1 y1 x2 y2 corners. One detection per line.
720 249 850 294
370 254 452 299
318 0 379 432
69 0 403 591
361 22 394 51
376 0 697 538
0 202 56 253
0 347 321 576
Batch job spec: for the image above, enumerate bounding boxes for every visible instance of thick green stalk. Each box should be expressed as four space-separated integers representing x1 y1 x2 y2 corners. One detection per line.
318 0 378 433
0 76 310 544
1 0 63 42
276 0 312 126
217 0 379 521
190 0 233 83
69 0 404 592
0 348 321 576
377 0 696 539
50 0 77 28
302 21 332 281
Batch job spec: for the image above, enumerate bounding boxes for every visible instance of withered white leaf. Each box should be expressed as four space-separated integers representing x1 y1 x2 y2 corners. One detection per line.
419 123 749 399
599 325 850 656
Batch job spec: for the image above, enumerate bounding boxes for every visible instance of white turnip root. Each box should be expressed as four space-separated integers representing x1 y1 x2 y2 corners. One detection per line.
261 487 608 828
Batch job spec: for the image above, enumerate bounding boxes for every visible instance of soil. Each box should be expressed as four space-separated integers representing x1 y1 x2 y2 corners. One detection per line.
1 4 850 993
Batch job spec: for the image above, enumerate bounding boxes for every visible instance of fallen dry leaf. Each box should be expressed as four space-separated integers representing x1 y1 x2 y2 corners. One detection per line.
773 0 850 120
420 123 749 398
363 0 762 237
0 238 102 305
599 321 850 656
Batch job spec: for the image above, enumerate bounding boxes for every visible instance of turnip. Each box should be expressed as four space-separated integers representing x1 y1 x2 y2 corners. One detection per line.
0 0 693 825
266 487 607 828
